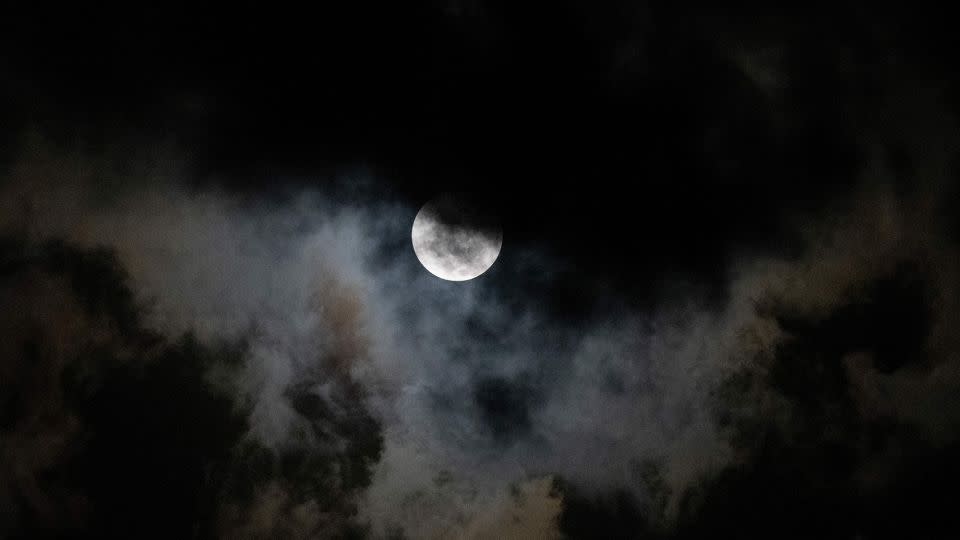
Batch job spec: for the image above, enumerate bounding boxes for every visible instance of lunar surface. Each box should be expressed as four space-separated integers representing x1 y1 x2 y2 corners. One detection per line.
411 195 503 281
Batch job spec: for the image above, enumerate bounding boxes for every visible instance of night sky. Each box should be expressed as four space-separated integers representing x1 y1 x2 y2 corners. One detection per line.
2 3 960 539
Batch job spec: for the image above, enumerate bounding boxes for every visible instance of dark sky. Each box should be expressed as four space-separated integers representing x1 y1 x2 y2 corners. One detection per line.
2 3 960 539
5 4 932 275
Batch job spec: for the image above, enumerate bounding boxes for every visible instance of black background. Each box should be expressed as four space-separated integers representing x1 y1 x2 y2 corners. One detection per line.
6 3 955 305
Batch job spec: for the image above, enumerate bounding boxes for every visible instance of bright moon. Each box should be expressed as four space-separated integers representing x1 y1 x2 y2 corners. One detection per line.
411 195 503 281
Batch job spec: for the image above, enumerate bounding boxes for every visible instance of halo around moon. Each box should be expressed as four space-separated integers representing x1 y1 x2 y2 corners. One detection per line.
411 194 502 281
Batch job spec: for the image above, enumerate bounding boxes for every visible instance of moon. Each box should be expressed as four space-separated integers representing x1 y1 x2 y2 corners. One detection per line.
411 194 503 281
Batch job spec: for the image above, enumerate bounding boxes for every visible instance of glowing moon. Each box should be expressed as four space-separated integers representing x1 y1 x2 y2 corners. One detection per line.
411 195 502 281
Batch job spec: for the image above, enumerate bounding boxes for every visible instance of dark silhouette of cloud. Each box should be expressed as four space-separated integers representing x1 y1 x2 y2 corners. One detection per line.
0 238 383 539
3 3 960 539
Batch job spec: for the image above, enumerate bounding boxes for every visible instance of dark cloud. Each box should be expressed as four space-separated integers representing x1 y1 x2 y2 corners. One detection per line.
0 238 384 539
473 376 535 443
0 238 241 537
3 3 960 540
4 122 959 538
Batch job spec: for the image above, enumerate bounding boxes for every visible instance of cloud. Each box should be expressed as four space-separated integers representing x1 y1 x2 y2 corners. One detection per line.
3 85 960 539
0 147 387 537
1 140 742 536
0 239 248 536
